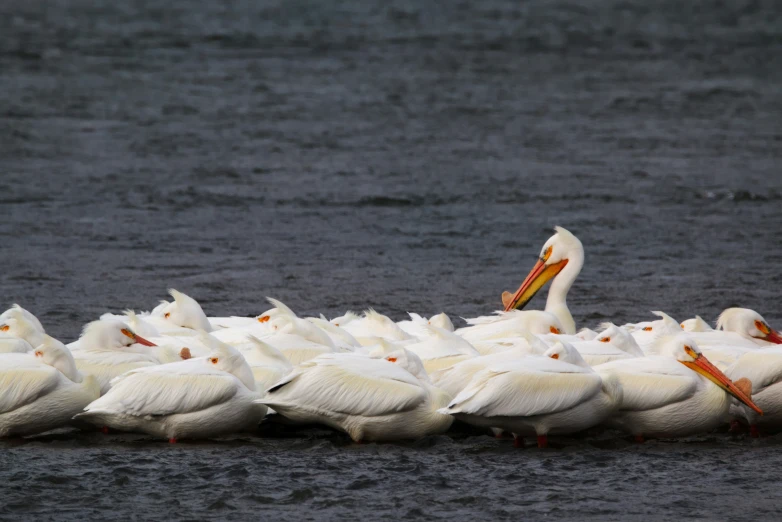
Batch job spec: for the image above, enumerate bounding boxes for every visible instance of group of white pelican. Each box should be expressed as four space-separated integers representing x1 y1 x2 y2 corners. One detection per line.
2 227 781 447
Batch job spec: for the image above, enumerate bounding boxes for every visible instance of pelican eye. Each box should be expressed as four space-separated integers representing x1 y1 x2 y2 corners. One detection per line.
683 345 698 358
755 320 770 335
34 350 43 357
334 323 339 327
642 326 653 332
164 312 171 319
258 315 270 323
599 337 610 343
0 324 8 332
549 353 559 360
120 328 135 340
386 357 397 363
550 326 561 334
541 246 553 262
209 357 219 364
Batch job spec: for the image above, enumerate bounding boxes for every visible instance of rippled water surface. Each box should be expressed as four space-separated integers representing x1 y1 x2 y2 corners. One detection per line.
1 0 782 519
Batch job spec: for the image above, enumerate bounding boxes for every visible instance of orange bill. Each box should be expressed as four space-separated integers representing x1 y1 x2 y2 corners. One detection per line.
683 353 763 415
134 334 156 347
503 259 568 312
766 329 782 344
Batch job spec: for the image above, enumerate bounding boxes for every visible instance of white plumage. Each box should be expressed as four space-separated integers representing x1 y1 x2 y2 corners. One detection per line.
0 339 99 437
440 343 621 446
76 337 266 440
259 351 452 441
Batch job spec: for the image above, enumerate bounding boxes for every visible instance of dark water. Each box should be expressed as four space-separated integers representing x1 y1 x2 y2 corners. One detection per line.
1 0 781 519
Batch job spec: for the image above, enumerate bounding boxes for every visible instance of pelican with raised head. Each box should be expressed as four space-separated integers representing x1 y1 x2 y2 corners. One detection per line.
501 227 584 335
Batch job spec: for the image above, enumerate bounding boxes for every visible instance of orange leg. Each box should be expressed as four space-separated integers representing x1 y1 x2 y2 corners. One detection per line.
168 437 178 444
537 435 548 448
729 420 746 433
101 426 110 435
750 425 760 438
513 435 525 448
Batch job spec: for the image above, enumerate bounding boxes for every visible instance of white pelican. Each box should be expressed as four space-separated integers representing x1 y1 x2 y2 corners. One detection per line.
210 302 344 364
259 349 452 442
430 330 549 397
265 301 335 348
712 308 781 346
576 328 599 341
397 312 455 337
677 309 782 369
330 311 360 328
725 348 782 436
76 336 266 442
72 320 179 394
145 289 214 334
238 335 293 392
500 226 584 334
403 325 480 374
0 304 45 334
555 323 644 367
226 328 339 363
340 309 414 345
1 337 100 437
69 310 165 353
440 342 621 448
627 311 683 352
211 299 337 352
681 316 713 333
0 309 45 353
596 335 762 439
455 310 565 343
305 317 361 351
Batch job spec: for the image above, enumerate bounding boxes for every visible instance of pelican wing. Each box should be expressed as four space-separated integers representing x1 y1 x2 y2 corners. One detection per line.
446 359 602 417
74 353 159 391
0 363 62 414
85 363 240 417
265 355 426 417
726 349 782 393
597 357 698 411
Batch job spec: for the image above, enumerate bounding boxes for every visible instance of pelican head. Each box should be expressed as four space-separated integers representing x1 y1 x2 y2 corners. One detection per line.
0 309 45 347
680 315 713 333
330 311 359 328
544 341 590 368
34 336 81 382
428 313 454 332
369 340 430 383
596 323 645 356
502 226 584 313
0 304 45 334
201 334 257 391
255 297 298 324
717 308 782 344
664 335 762 415
159 289 213 332
80 319 157 351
